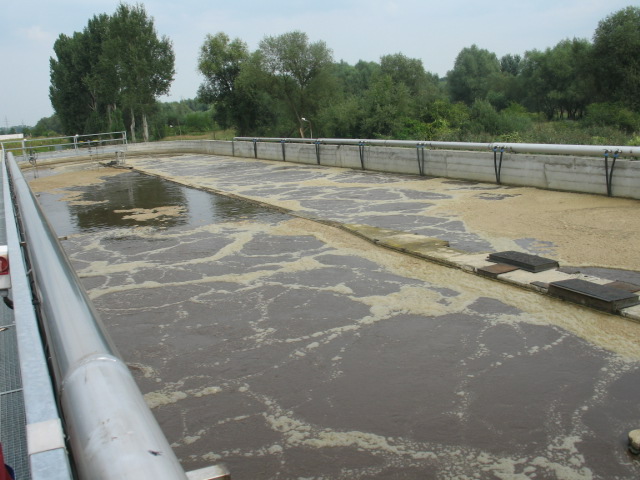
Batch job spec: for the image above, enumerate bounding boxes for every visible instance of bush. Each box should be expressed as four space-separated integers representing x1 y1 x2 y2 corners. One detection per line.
183 111 214 132
583 102 640 133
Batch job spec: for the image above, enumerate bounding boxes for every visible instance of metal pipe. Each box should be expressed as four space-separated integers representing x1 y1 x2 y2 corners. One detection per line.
2 153 73 479
233 137 640 158
5 154 189 480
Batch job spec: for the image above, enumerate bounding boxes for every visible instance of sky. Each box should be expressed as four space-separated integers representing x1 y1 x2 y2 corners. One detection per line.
0 0 635 127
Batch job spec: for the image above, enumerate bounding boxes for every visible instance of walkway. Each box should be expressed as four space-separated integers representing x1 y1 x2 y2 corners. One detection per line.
0 164 29 480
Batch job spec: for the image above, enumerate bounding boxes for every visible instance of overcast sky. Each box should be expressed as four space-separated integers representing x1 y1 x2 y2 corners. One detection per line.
0 0 633 127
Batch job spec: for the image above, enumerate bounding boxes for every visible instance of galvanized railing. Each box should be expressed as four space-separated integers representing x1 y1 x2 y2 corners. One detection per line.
1 131 128 164
2 148 73 480
233 137 640 158
3 152 206 479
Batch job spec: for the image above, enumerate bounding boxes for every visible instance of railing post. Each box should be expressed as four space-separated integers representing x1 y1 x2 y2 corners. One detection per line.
416 143 425 176
358 141 366 170
315 140 321 165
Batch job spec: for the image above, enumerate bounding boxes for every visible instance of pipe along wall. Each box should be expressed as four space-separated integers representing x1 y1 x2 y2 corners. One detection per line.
118 139 640 200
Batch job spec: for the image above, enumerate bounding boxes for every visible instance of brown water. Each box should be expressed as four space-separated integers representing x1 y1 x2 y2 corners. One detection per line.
32 160 640 479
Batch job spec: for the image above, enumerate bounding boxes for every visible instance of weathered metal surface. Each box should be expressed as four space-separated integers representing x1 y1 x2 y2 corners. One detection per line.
477 263 520 278
605 281 640 293
488 251 559 273
548 279 640 313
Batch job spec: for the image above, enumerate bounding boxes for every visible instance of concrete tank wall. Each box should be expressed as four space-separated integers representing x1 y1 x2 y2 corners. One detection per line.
125 140 640 199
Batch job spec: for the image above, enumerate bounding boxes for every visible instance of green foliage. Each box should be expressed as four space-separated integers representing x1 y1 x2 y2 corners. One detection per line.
447 45 501 105
592 6 640 109
519 38 594 120
42 6 640 147
256 31 334 136
49 3 175 140
583 103 640 133
31 115 62 137
183 111 215 132
197 32 249 130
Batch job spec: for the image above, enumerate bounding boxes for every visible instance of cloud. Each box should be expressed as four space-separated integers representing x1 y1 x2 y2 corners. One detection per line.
23 25 56 44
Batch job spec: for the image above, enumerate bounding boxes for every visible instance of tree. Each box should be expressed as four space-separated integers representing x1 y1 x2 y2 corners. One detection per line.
25 115 60 137
49 3 174 138
103 3 175 142
333 60 380 96
256 31 334 137
500 54 522 76
592 6 640 110
360 74 412 138
197 32 249 129
380 53 439 98
50 31 93 134
447 45 501 105
519 39 594 119
83 14 121 132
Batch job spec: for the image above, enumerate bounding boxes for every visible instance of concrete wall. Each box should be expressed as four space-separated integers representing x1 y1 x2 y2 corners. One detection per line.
122 140 640 200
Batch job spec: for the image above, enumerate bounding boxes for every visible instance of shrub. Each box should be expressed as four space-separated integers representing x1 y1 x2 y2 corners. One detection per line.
583 102 640 133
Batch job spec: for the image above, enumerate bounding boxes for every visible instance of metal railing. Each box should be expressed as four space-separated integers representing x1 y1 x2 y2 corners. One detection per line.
1 131 128 164
2 151 73 480
233 137 640 158
3 151 192 479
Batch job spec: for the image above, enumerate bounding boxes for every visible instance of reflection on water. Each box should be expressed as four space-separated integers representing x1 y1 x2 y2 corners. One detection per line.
37 171 278 237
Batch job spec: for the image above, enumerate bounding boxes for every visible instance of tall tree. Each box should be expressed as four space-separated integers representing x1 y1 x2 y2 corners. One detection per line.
197 32 250 129
256 31 334 137
84 14 121 132
592 6 640 110
519 39 594 119
50 3 174 138
50 32 93 134
103 3 175 142
380 53 439 98
447 45 501 105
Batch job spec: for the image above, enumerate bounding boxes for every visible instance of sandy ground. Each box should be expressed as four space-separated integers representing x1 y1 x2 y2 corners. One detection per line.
423 178 640 271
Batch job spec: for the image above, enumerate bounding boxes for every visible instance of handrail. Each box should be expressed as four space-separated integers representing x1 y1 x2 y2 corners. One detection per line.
2 152 73 479
5 152 189 480
233 137 640 158
1 131 128 158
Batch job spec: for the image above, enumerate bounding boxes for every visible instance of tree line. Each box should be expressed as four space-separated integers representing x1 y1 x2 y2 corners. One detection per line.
47 5 640 145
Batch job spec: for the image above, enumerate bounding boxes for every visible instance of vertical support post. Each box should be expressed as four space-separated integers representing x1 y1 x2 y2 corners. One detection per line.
604 150 619 197
315 140 321 165
358 141 366 170
253 138 258 159
281 139 286 162
493 146 504 185
416 143 425 176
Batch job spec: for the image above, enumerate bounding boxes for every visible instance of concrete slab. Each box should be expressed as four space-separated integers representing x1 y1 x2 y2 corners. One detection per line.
498 269 574 290
621 304 640 322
